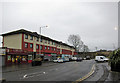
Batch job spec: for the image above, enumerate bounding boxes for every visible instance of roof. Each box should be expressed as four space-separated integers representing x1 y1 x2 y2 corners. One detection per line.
1 29 75 49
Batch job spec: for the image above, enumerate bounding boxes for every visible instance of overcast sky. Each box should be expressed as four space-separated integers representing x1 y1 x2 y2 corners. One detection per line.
0 0 119 51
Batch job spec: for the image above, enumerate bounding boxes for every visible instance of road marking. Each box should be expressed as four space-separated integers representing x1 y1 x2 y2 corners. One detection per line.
43 72 46 74
73 64 95 83
23 74 28 78
0 78 6 81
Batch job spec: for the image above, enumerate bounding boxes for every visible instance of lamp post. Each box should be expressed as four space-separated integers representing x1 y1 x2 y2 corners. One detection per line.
39 25 48 59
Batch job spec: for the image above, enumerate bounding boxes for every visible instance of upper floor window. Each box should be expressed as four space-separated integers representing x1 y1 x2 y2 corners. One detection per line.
52 47 53 51
30 36 33 40
54 48 56 51
30 44 33 48
25 34 28 39
36 45 39 49
48 47 50 50
40 38 42 42
48 40 50 44
25 43 28 48
40 45 42 50
45 46 47 50
57 49 60 52
45 40 47 43
37 37 39 41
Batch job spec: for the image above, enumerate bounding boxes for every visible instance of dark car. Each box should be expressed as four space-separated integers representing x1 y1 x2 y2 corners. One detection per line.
76 57 83 62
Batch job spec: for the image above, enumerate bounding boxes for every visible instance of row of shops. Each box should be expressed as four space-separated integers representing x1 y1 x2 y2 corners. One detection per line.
0 47 73 66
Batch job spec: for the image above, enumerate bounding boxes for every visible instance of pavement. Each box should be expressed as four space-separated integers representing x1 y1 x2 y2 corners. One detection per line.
1 61 58 73
84 62 120 83
105 68 120 82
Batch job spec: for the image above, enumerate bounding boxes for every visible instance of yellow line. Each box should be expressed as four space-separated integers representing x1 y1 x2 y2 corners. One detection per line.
73 64 95 83
0 78 6 81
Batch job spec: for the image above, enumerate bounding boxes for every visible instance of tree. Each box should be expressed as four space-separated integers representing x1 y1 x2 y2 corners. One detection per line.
83 45 89 52
68 34 81 51
67 34 89 52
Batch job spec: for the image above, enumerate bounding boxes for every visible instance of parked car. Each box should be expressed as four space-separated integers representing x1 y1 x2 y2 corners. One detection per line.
95 56 109 62
32 58 42 66
44 58 49 61
63 57 69 62
76 57 83 62
83 57 86 60
53 58 64 63
72 57 77 61
86 56 90 60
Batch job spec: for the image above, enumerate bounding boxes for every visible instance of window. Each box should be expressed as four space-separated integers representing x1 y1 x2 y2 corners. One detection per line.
54 48 56 51
48 47 50 50
30 36 33 40
40 38 42 42
52 42 54 45
30 44 33 48
45 46 47 50
48 40 50 44
40 45 42 50
25 43 28 48
45 40 47 43
36 45 39 49
57 49 60 52
25 34 28 39
52 48 53 51
37 37 39 41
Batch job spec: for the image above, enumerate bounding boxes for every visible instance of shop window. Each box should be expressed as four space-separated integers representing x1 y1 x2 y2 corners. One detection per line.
40 45 42 50
25 34 28 39
22 56 27 61
7 55 11 61
36 45 39 49
30 44 33 48
30 35 33 40
25 43 28 48
28 55 32 60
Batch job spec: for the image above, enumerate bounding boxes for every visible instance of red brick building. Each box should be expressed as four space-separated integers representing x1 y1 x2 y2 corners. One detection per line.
1 29 77 65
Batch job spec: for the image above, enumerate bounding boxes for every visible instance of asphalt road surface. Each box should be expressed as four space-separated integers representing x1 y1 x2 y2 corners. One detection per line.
3 60 95 81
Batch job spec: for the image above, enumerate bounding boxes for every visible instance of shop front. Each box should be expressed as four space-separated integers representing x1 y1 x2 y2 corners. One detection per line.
44 53 58 61
5 48 33 65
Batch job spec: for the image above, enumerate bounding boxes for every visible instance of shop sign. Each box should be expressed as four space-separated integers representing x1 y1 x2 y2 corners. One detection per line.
36 54 43 56
7 48 28 53
28 55 32 56
0 49 6 55
51 53 57 56
45 54 51 56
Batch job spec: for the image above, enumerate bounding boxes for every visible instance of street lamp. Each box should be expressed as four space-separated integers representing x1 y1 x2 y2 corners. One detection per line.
38 25 48 59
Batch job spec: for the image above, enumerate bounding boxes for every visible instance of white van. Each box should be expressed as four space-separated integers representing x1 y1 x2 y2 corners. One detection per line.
95 56 109 62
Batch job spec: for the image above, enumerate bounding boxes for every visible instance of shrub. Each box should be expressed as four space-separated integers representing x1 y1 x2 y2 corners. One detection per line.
109 48 120 65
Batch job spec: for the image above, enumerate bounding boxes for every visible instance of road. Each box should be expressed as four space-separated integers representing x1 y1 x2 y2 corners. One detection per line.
3 60 95 81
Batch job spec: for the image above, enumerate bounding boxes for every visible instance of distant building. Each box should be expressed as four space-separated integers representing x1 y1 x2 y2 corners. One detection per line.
1 29 77 65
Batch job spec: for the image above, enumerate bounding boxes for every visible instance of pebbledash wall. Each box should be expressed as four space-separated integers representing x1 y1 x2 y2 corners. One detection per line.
1 29 77 65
